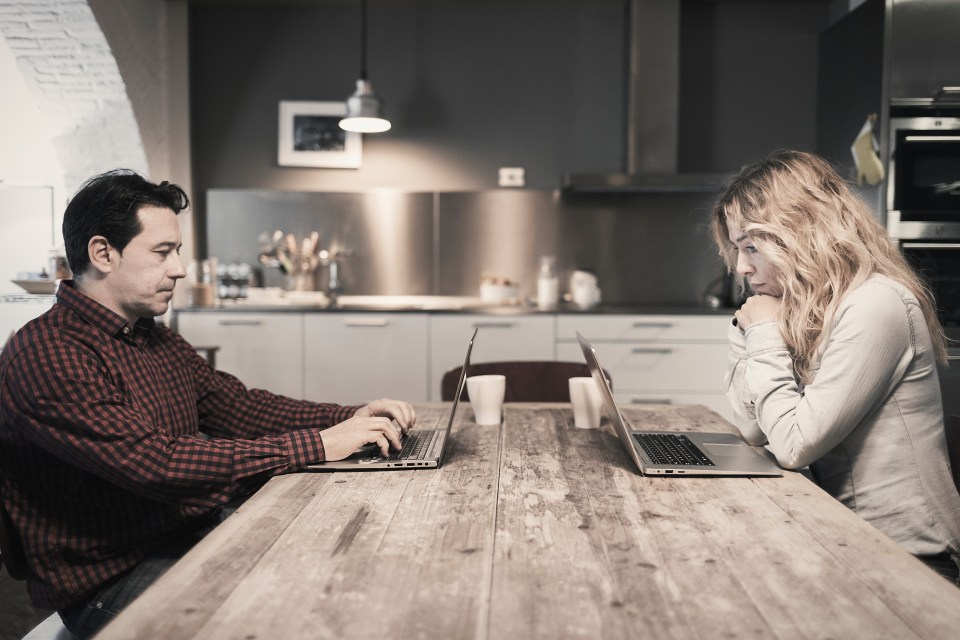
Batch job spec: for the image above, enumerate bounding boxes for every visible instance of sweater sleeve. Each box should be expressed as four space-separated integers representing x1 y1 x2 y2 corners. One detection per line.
724 321 768 446
741 284 915 469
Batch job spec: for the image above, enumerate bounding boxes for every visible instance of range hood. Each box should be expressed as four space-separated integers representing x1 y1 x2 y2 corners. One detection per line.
563 0 729 193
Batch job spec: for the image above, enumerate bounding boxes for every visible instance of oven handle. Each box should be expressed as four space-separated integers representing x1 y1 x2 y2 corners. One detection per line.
900 242 960 250
904 135 960 143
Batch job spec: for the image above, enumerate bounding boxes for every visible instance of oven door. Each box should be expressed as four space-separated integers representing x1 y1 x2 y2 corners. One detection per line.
899 241 960 328
941 344 960 416
887 117 960 239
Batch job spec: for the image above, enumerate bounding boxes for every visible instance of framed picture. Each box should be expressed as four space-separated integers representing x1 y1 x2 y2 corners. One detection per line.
277 101 361 168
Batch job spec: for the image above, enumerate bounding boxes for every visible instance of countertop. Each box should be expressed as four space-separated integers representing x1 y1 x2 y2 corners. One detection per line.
174 295 734 316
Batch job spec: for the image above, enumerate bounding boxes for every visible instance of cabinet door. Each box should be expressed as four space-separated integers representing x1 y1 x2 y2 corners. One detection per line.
556 341 728 393
557 314 729 342
429 315 556 400
889 0 960 100
303 313 429 405
176 312 304 398
612 392 734 424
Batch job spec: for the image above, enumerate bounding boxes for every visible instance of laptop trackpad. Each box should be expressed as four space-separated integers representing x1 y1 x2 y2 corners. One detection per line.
702 442 750 459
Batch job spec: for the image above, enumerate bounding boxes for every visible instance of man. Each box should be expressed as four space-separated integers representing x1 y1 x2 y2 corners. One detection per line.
0 170 415 638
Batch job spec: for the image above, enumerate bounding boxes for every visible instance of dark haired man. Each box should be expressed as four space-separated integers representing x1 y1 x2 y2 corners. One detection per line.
0 170 414 638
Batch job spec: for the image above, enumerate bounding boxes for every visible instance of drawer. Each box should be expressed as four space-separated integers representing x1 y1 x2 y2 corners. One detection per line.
557 314 730 342
557 341 728 392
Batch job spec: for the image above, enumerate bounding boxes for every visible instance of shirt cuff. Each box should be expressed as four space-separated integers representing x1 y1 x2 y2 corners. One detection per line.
287 428 326 469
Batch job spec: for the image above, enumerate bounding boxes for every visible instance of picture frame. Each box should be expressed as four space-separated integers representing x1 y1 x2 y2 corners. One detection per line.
277 101 361 168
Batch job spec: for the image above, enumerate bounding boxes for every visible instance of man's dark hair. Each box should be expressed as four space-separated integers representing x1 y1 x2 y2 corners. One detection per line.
63 169 190 276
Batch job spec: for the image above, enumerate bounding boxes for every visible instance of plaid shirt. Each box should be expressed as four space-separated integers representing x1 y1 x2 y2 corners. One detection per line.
0 282 356 610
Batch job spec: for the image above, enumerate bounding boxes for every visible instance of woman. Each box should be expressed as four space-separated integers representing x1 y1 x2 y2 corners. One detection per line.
712 149 960 583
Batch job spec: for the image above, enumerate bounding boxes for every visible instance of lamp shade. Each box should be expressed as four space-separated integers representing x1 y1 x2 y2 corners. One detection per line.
339 79 391 133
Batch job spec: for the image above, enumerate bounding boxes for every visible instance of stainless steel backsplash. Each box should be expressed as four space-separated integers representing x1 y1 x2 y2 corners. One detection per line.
206 189 726 306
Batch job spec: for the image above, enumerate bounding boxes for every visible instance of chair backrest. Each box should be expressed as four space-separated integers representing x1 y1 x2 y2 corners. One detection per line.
440 360 611 403
0 490 29 580
945 415 960 496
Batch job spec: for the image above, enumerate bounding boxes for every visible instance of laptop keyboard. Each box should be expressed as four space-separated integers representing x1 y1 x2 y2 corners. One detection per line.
392 430 438 461
633 433 715 467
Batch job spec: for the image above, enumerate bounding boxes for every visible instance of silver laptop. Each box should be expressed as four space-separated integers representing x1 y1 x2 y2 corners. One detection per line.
577 332 782 477
309 328 476 471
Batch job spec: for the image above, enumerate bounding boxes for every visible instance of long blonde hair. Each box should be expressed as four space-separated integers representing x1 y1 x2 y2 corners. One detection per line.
711 149 947 383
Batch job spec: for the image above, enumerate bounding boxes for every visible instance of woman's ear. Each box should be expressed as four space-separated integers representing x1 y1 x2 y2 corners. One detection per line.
87 236 113 274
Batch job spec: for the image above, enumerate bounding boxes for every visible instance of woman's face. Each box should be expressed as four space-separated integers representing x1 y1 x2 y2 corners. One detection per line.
727 222 783 297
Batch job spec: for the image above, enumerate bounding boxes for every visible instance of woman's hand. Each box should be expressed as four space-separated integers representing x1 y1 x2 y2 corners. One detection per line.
734 294 782 329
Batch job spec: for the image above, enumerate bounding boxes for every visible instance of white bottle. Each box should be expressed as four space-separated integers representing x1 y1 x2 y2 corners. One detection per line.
537 256 559 310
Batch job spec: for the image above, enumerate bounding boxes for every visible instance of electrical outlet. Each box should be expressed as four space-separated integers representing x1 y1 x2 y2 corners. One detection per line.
498 167 525 187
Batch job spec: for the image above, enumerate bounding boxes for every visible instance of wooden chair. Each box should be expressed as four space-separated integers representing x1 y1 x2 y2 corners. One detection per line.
440 360 611 402
945 415 960 495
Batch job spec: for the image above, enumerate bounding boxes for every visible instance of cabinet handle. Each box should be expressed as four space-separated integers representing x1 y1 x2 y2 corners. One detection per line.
343 318 389 327
472 322 515 329
218 319 263 327
632 322 673 329
904 135 960 143
630 398 673 405
631 347 673 355
900 242 960 250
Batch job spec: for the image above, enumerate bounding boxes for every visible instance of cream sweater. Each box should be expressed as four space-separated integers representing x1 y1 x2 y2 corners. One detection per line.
726 274 960 556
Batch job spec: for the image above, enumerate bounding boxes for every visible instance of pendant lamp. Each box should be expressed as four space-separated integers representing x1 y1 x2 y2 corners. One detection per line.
339 0 391 133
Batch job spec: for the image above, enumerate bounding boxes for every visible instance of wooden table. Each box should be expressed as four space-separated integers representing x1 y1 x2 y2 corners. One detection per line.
97 404 960 639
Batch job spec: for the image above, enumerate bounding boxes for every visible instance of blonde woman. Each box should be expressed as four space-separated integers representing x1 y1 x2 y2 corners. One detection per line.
712 149 960 584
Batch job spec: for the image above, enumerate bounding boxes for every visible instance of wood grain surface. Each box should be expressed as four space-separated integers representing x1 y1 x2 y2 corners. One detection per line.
97 403 960 640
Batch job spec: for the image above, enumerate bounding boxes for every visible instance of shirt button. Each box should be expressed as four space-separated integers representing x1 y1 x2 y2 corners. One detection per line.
122 327 130 334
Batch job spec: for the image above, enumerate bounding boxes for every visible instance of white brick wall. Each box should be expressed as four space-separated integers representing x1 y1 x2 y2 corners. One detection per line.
0 0 147 193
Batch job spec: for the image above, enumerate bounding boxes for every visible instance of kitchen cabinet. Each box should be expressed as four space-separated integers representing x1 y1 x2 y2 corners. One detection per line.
556 315 732 422
303 313 429 404
176 311 304 398
429 315 556 401
888 0 960 101
0 297 56 345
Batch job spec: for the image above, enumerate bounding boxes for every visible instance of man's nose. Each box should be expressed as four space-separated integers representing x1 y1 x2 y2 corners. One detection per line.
170 254 187 279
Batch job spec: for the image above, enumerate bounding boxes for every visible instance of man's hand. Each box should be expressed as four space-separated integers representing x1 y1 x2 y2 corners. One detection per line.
354 399 416 433
734 294 782 330
319 416 404 461
318 399 417 461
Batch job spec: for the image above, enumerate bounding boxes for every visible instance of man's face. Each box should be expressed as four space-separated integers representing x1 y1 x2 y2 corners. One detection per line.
108 205 185 323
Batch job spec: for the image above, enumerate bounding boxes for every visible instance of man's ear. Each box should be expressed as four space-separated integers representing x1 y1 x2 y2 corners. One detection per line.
87 236 113 274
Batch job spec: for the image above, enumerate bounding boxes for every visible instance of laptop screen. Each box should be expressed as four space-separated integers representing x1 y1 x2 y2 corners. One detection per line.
437 328 476 465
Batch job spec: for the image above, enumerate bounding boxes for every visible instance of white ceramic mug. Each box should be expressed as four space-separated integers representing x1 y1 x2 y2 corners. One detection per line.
569 377 603 428
467 375 506 425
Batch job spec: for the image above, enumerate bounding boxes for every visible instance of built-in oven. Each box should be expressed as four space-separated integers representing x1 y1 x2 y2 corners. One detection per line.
887 103 960 414
887 106 960 240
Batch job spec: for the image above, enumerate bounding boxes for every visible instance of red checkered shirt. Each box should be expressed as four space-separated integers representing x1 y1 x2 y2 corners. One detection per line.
0 282 357 610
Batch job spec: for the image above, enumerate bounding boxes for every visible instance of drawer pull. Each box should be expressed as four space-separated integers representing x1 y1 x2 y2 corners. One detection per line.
631 347 673 355
472 322 515 329
630 398 673 405
632 322 673 329
218 319 263 327
343 318 389 327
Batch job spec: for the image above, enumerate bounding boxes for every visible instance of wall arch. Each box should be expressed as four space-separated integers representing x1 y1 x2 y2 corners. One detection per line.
0 0 148 196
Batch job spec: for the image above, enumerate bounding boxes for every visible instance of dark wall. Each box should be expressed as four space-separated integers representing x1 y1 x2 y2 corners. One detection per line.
190 1 627 195
679 1 830 172
190 1 834 193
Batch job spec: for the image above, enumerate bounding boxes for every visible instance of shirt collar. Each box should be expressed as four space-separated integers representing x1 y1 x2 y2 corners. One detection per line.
56 280 157 344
